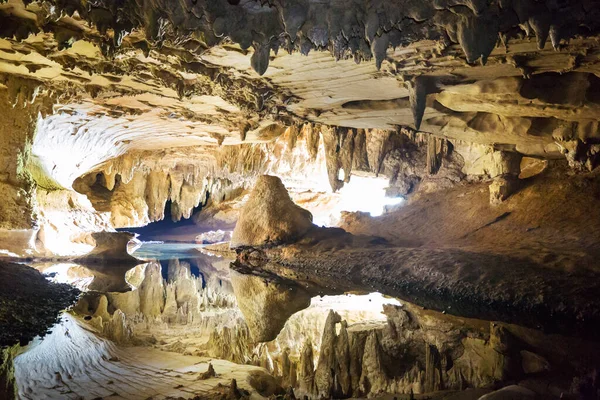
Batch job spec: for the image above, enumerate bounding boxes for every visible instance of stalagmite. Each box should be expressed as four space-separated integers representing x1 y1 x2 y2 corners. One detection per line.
314 310 341 397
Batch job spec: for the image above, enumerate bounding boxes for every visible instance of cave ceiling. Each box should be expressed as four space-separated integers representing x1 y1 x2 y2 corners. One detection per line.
1 0 600 185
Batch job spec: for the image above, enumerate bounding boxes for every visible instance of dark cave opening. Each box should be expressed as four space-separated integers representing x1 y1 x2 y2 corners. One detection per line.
117 196 207 242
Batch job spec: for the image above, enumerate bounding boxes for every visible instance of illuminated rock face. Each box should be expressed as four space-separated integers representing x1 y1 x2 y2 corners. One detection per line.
231 175 314 248
0 11 599 252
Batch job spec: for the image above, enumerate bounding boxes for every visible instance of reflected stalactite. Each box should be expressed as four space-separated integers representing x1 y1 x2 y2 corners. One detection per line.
7 244 600 400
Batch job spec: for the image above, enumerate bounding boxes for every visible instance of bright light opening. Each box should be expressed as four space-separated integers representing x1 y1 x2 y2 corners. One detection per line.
308 174 404 226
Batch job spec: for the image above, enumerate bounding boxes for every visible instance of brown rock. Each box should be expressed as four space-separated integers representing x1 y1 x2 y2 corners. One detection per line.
198 363 216 380
230 175 314 248
229 268 311 342
520 350 550 374
489 176 520 205
246 370 282 397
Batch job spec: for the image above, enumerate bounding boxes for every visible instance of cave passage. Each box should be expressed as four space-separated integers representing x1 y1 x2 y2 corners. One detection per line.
118 199 206 243
2 0 600 398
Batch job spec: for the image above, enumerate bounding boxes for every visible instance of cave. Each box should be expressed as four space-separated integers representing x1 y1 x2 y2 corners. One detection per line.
2 0 600 399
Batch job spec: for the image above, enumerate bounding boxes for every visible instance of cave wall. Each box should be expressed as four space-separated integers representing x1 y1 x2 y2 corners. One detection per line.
0 0 598 253
0 88 48 256
73 122 523 230
0 89 39 231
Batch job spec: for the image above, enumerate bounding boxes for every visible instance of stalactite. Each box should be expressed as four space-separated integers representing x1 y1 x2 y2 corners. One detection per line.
322 127 357 191
358 330 387 396
427 135 445 175
138 262 166 319
365 129 393 176
314 310 341 397
407 77 427 131
334 321 352 397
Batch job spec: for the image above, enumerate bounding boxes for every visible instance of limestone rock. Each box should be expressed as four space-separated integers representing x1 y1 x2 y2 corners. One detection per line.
520 351 550 374
0 345 19 400
478 385 535 400
229 268 311 342
231 175 314 248
92 295 111 322
76 232 139 263
359 330 388 396
334 321 352 397
246 370 282 397
314 310 342 397
298 340 315 395
489 176 519 205
198 363 216 380
138 262 165 319
103 309 133 344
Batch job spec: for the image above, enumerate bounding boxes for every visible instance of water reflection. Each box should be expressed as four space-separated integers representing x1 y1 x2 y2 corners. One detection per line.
229 265 312 342
30 260 141 292
132 242 208 261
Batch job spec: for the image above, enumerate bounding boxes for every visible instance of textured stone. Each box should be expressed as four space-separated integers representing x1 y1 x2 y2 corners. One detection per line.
489 176 520 205
478 385 535 400
229 268 311 342
231 175 314 248
520 351 550 374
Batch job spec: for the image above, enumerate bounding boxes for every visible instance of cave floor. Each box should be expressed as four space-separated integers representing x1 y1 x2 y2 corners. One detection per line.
15 314 263 400
341 168 600 274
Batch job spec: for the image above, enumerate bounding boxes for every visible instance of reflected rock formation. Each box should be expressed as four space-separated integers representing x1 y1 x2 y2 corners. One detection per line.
229 265 312 342
71 231 145 292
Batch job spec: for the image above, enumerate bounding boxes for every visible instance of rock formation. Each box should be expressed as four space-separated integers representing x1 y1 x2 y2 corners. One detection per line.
229 267 312 342
231 175 314 248
75 231 139 263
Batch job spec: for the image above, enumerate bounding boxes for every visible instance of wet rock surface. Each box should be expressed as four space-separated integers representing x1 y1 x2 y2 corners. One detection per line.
0 261 80 347
15 239 597 400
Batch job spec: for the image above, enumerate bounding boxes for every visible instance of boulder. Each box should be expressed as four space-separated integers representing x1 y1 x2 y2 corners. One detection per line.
231 175 314 248
478 385 535 400
76 231 139 263
520 350 550 374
